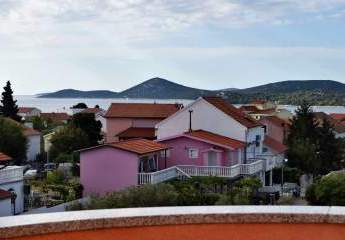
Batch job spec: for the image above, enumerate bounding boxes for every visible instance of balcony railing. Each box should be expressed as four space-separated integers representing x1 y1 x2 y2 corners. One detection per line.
138 160 264 185
0 166 24 184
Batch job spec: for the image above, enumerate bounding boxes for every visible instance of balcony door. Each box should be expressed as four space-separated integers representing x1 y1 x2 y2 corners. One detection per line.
207 151 218 166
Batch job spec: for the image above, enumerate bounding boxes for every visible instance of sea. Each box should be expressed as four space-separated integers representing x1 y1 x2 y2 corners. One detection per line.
15 95 345 115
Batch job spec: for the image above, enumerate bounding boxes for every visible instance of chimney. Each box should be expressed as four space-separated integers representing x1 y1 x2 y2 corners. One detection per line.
188 109 193 132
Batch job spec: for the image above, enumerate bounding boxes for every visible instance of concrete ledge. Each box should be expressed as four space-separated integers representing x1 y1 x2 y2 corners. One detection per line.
1 206 345 238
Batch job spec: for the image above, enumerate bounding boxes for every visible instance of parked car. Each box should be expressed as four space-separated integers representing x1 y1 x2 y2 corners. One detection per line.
282 182 300 197
44 163 57 172
24 169 37 179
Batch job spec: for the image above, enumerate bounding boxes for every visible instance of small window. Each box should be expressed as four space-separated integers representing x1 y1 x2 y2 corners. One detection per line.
255 135 261 147
188 148 199 159
160 149 170 158
263 147 268 153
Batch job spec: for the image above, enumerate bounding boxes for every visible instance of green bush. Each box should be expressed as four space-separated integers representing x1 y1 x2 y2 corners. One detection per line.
306 173 345 206
272 167 302 184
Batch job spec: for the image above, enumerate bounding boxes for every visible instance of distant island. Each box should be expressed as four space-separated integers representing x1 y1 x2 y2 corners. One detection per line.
38 77 345 105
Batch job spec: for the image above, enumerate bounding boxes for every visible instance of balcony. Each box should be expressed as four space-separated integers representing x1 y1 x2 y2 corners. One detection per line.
0 166 24 184
1 206 345 239
138 160 264 185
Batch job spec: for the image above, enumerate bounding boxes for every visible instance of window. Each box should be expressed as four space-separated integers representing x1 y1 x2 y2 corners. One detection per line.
188 148 199 159
255 135 261 147
160 149 170 158
263 147 268 153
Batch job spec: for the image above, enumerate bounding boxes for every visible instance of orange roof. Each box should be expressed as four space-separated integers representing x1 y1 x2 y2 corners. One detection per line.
18 107 37 113
203 97 262 128
80 139 168 155
117 128 155 139
0 152 12 162
330 113 345 121
23 128 40 136
239 105 259 113
186 130 245 149
0 189 11 200
264 136 287 153
105 103 181 119
260 116 291 127
41 112 70 122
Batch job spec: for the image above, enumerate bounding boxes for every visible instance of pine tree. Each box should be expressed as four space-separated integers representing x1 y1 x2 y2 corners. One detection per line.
0 81 21 122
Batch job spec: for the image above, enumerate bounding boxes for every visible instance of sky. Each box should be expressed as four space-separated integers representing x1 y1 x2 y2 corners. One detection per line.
0 0 345 94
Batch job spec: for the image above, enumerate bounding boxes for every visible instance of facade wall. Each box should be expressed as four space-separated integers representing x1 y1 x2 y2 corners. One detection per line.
158 136 241 169
105 118 133 142
27 135 41 161
246 127 265 160
0 198 11 216
80 147 139 196
0 180 24 214
260 119 285 143
157 99 247 142
132 119 161 128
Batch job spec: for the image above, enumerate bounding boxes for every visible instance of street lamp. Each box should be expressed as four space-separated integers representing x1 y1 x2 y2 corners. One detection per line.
281 158 288 190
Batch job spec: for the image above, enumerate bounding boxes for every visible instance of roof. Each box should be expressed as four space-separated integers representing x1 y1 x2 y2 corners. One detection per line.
80 108 104 114
250 99 267 105
239 105 259 113
41 112 71 122
0 189 11 200
263 136 287 153
0 152 12 162
314 112 345 134
18 107 38 113
117 128 155 139
80 139 168 155
330 113 345 121
260 116 291 127
185 130 245 149
105 103 181 119
23 128 40 136
203 96 262 128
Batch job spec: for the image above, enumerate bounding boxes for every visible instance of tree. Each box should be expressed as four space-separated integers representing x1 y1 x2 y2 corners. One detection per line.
49 126 89 162
32 116 45 131
0 117 27 165
72 103 87 109
0 81 21 122
71 113 102 146
287 101 320 175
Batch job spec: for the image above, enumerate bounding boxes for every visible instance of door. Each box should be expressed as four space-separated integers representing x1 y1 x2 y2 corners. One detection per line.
207 151 218 166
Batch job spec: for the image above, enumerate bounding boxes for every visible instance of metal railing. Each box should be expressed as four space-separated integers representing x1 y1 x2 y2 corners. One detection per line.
138 160 264 185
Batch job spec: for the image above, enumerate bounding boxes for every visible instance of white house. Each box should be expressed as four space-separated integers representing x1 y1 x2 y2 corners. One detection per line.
156 96 265 160
18 107 41 120
0 153 24 216
23 128 41 162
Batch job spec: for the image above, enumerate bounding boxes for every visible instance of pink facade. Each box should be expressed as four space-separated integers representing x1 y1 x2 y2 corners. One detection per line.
106 118 161 142
158 136 242 170
80 147 139 196
260 118 285 143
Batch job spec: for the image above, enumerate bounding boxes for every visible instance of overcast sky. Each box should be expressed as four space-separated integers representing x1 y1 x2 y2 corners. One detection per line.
0 0 345 94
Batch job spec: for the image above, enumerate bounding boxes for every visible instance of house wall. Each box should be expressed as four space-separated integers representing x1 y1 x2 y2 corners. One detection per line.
158 136 240 169
246 127 265 159
157 99 247 142
0 198 11 216
260 119 285 143
80 147 139 196
0 181 24 215
27 135 41 161
132 119 161 128
18 109 41 119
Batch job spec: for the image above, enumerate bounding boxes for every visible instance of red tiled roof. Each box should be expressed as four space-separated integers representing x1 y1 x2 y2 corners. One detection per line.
314 112 345 134
80 108 103 114
41 113 71 122
18 107 37 113
117 128 155 139
105 103 181 119
330 113 345 121
264 136 287 153
109 139 168 155
0 152 12 162
23 128 40 136
0 189 11 200
186 130 245 149
239 105 259 113
260 116 291 127
203 97 262 128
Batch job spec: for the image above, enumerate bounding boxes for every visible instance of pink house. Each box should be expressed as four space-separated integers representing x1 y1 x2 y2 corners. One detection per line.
157 130 245 169
259 116 290 143
104 103 181 142
80 139 168 196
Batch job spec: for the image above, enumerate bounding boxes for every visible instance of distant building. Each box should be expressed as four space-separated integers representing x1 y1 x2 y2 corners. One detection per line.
240 100 292 120
18 107 41 121
41 112 70 125
330 113 345 122
23 128 41 162
314 112 345 138
104 103 181 142
259 116 290 144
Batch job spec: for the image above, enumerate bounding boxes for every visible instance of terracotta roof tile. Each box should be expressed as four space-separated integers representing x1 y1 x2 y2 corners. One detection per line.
260 116 291 127
41 113 71 122
314 112 345 134
0 189 11 200
186 130 245 149
0 152 12 162
330 113 345 121
109 139 168 155
264 136 287 153
18 107 37 113
239 105 259 113
203 97 262 128
105 103 181 119
117 128 155 139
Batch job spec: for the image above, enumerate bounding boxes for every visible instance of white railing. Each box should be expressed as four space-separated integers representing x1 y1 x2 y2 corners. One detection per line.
0 166 24 184
254 154 283 171
138 166 191 185
138 160 264 185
